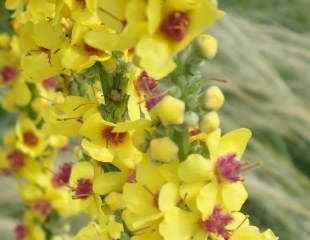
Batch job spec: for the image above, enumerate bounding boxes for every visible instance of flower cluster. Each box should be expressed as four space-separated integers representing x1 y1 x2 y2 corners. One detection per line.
0 1 279 240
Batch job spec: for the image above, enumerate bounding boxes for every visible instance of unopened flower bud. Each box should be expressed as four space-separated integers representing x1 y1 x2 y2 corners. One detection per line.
168 85 182 98
105 192 125 210
132 129 148 152
200 111 220 133
184 111 199 127
153 95 185 126
203 86 225 110
196 34 218 60
150 137 178 163
262 229 279 240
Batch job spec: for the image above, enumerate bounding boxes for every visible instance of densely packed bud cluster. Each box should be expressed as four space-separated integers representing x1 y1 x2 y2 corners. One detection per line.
0 1 278 240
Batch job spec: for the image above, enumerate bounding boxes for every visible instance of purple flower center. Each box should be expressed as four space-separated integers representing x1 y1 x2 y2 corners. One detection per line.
14 224 27 240
33 199 52 218
134 71 158 93
0 65 18 82
23 131 39 146
202 206 233 240
216 153 242 182
160 11 190 41
42 77 58 90
52 163 72 188
7 149 25 171
127 169 137 183
75 178 93 199
102 126 128 146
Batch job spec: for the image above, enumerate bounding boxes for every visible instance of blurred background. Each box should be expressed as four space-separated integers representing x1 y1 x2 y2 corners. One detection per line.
0 0 309 239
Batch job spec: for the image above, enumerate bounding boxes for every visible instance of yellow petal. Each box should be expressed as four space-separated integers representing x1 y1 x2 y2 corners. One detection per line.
113 119 151 132
70 161 94 185
93 172 126 195
123 183 156 216
218 128 252 160
196 182 218 219
178 154 213 183
206 128 221 160
159 182 179 212
33 21 63 49
159 207 197 240
81 139 114 163
12 79 31 106
146 0 162 34
262 229 279 240
231 226 261 240
135 37 176 79
136 160 165 192
221 182 248 212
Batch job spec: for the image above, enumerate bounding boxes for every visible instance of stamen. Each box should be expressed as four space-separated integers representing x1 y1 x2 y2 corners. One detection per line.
74 178 93 199
160 11 190 41
202 206 233 240
52 163 72 188
216 153 243 182
134 71 158 94
102 126 127 146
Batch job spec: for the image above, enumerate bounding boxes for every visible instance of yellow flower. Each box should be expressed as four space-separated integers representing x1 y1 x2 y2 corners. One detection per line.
122 160 179 231
15 116 48 157
18 21 64 82
42 96 95 137
69 161 102 217
85 0 224 78
59 23 110 73
84 0 148 51
178 128 252 212
80 112 142 168
160 205 249 240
